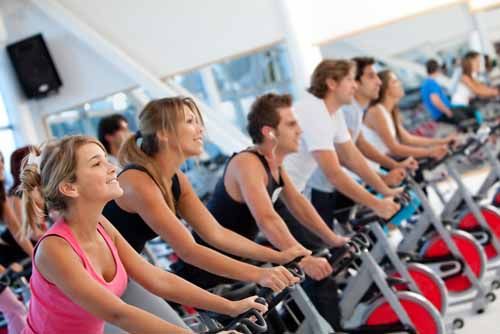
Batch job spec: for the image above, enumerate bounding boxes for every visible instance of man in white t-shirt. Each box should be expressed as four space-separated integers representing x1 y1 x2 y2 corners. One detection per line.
306 57 418 225
282 59 400 225
277 59 401 330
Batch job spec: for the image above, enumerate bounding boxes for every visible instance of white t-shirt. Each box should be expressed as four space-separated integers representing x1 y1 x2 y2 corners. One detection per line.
307 100 366 193
342 99 366 142
284 93 351 192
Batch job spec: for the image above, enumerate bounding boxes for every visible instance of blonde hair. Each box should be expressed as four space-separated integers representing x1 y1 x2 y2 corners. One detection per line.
19 136 105 238
119 96 203 212
308 59 355 98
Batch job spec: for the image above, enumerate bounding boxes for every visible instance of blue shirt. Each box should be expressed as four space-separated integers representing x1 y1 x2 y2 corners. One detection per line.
421 77 451 120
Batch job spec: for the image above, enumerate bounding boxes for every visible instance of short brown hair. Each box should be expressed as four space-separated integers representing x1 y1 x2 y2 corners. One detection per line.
247 93 292 144
308 59 355 98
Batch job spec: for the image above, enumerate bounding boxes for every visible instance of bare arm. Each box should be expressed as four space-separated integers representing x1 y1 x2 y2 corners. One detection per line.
101 218 266 317
364 106 434 158
116 170 294 291
462 75 498 98
176 171 291 264
228 155 301 250
356 132 400 170
311 150 398 219
3 202 33 256
430 93 453 118
335 140 398 196
279 170 347 247
35 236 190 333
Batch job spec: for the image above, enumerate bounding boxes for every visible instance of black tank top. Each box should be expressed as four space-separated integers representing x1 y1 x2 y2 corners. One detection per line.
102 164 181 253
198 149 283 246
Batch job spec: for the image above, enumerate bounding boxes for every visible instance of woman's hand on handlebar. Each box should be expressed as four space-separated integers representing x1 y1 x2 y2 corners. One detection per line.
398 156 419 172
429 145 448 160
228 296 268 317
299 256 332 281
256 266 300 292
278 245 311 265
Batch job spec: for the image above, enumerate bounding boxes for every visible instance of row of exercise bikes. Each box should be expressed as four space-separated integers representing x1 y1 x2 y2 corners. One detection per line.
193 116 500 333
3 113 500 333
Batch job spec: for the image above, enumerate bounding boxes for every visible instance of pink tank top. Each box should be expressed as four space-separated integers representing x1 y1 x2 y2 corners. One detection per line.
23 220 128 334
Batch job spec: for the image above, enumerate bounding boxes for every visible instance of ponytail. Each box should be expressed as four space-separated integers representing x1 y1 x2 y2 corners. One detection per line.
120 133 175 212
19 148 43 239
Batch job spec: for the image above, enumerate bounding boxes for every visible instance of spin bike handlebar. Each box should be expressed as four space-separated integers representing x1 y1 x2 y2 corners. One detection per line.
312 238 365 276
418 137 478 171
347 189 413 231
205 297 267 334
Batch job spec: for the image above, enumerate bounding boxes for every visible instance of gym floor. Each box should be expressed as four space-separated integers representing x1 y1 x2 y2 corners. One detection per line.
428 166 499 333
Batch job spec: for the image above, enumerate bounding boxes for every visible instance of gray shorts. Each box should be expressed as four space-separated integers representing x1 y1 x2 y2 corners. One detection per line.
104 279 189 333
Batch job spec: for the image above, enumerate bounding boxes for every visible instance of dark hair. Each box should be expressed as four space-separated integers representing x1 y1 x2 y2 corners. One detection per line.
97 114 128 154
247 93 292 144
9 145 35 197
462 51 481 77
352 57 375 81
308 59 355 98
426 59 440 74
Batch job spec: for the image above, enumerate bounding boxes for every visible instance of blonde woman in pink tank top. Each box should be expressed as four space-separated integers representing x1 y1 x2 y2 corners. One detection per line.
19 136 266 334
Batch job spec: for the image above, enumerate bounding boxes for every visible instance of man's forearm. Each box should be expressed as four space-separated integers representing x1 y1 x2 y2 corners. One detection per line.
357 137 399 170
343 151 390 195
326 168 379 209
256 215 301 251
286 195 342 246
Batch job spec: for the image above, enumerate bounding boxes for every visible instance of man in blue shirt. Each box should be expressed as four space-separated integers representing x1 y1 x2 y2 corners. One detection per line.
421 59 475 125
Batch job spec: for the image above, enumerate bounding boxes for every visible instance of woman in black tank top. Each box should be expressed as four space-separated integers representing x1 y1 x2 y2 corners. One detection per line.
103 97 303 294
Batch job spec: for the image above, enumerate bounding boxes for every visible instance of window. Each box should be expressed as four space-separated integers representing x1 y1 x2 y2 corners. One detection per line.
45 91 140 139
172 43 295 130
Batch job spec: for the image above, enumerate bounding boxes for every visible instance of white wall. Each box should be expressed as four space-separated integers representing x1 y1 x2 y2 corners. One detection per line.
1 0 136 117
3 0 500 145
55 0 283 77
320 2 473 58
312 0 461 45
476 7 500 39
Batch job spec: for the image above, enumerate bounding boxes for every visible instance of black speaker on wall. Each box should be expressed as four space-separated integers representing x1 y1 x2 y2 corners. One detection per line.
6 33 62 99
